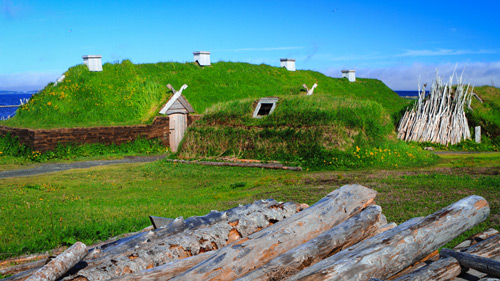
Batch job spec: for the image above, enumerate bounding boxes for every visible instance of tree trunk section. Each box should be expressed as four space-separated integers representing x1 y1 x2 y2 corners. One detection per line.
392 233 500 281
64 200 304 281
287 195 489 281
236 205 389 281
170 184 377 281
441 249 500 278
25 242 87 281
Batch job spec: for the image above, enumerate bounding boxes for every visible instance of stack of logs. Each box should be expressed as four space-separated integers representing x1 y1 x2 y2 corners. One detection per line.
2 184 499 281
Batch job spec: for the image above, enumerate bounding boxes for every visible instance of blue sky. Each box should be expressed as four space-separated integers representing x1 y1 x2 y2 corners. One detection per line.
1 0 499 91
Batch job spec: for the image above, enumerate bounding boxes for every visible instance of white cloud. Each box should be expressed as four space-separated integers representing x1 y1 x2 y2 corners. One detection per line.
323 61 500 90
396 49 497 57
0 71 61 91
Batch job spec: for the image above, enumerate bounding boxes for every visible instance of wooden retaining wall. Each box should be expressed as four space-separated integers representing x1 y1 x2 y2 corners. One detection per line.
0 115 201 152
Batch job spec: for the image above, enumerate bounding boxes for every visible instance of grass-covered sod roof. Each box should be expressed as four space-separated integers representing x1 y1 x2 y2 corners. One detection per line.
2 60 408 129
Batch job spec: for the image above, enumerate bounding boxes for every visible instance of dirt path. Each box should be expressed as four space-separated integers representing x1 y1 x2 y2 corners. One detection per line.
0 155 166 179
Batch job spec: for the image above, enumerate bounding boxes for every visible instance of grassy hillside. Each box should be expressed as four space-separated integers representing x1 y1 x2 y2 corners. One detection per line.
468 86 500 145
2 60 408 129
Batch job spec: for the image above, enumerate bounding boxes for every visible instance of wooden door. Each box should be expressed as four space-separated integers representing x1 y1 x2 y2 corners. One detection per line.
169 113 187 153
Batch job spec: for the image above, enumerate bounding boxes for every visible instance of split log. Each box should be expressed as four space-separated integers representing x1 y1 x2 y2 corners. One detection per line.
236 205 391 281
441 248 500 278
25 242 87 281
64 199 304 281
169 184 377 281
392 232 500 280
287 195 489 281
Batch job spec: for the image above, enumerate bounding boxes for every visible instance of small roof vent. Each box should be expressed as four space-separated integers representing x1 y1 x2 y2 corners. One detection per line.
280 58 296 71
193 51 211 66
341 70 356 82
82 55 103 72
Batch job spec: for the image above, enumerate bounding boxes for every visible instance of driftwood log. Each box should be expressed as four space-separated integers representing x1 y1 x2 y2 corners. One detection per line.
63 199 304 281
25 242 87 281
236 205 390 281
0 258 49 278
168 184 377 281
392 232 500 280
165 159 302 171
287 195 490 281
441 248 500 278
118 205 392 281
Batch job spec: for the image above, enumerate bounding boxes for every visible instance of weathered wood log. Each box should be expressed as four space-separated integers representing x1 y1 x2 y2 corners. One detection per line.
89 199 297 260
169 184 377 281
112 251 216 281
64 199 304 281
287 195 489 281
165 159 303 171
25 242 87 281
115 223 396 281
0 253 52 270
236 205 389 281
441 248 500 278
0 258 49 278
392 232 500 281
389 257 462 281
454 228 499 250
386 250 440 280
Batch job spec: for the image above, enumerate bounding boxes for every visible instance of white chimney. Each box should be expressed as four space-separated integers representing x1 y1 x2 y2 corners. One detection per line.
82 55 103 72
280 58 296 71
341 70 356 82
193 51 211 66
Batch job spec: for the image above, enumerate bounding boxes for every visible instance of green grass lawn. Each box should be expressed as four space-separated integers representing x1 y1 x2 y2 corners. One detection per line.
1 153 499 260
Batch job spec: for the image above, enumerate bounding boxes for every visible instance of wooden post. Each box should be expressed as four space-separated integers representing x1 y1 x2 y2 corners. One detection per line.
475 126 481 143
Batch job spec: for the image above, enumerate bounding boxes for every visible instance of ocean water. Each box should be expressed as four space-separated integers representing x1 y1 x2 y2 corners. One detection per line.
395 90 429 97
0 90 37 120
